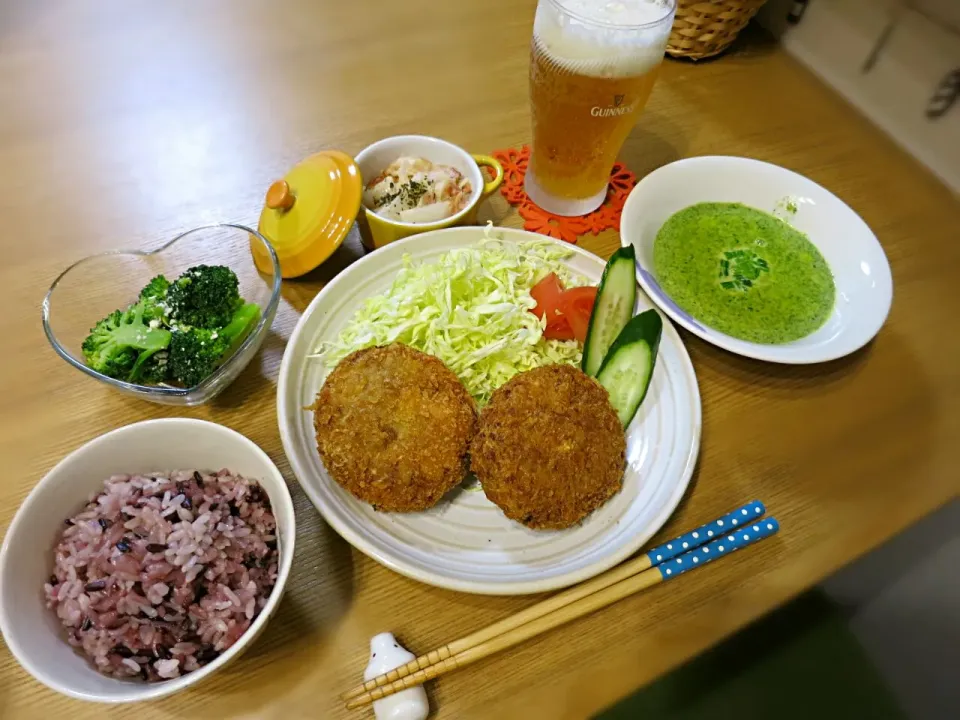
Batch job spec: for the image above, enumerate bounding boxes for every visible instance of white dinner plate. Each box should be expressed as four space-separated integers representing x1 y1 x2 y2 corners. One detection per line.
620 156 893 364
277 227 701 595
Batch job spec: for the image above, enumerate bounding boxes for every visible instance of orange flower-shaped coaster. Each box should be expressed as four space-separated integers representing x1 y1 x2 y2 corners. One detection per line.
489 145 637 244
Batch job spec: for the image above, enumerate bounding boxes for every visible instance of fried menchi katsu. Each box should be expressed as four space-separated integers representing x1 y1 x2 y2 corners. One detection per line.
313 343 476 512
470 364 626 529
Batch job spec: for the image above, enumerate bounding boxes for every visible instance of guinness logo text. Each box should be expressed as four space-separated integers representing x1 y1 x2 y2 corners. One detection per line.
590 97 637 117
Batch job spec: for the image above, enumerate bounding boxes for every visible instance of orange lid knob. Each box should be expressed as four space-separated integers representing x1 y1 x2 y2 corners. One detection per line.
265 180 296 211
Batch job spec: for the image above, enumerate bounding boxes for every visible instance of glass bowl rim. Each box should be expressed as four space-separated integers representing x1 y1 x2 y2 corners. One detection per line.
41 222 282 397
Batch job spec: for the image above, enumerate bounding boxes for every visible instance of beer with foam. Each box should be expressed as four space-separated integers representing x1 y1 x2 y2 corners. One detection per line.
526 0 675 216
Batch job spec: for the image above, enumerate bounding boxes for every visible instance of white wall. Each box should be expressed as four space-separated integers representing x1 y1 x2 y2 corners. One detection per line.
758 0 960 192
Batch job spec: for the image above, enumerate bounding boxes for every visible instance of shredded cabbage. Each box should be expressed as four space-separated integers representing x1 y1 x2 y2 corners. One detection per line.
311 232 585 406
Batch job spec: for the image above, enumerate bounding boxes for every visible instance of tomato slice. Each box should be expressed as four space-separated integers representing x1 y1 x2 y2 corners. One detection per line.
530 272 565 320
530 275 597 343
544 311 575 341
557 286 598 344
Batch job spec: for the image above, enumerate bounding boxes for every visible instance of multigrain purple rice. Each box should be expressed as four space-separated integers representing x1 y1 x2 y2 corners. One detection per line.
44 469 279 681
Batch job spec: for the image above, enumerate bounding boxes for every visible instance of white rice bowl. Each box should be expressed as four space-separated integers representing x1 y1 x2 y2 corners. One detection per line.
0 419 295 703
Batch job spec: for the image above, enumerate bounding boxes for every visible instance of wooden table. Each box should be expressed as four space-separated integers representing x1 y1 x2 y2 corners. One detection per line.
1 1 958 718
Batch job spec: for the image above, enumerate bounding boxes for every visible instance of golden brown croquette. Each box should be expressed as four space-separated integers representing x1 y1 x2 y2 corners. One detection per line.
470 364 625 529
313 343 476 512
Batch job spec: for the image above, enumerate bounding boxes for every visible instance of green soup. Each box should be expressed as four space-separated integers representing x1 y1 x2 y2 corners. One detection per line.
653 202 835 344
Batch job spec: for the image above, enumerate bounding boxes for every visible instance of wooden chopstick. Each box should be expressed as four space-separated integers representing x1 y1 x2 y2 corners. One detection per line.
342 501 767 703
347 515 779 710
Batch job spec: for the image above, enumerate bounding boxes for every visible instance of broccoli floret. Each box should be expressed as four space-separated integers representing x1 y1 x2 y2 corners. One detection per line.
168 302 260 387
165 265 240 329
81 302 172 382
167 328 229 388
140 274 170 301
139 274 171 322
136 350 171 384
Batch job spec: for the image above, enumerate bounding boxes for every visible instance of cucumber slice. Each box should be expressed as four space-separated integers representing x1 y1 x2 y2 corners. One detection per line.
596 309 663 427
581 246 637 377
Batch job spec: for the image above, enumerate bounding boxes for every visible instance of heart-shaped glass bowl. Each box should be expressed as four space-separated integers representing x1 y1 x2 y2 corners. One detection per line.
42 224 282 406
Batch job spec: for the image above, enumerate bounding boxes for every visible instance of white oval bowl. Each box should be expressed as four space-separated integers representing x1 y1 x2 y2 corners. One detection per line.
277 226 701 595
0 419 296 704
620 156 893 364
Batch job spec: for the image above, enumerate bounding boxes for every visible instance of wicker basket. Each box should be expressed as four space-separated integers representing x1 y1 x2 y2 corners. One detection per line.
667 0 769 60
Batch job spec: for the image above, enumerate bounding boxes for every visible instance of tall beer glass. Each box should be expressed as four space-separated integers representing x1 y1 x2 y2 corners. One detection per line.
526 0 676 216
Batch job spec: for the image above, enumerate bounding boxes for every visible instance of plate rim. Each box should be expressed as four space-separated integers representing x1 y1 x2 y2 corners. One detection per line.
277 226 702 595
621 155 894 365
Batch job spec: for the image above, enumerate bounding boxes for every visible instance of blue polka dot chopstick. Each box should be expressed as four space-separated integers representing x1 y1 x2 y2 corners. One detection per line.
344 500 775 705
657 517 780 580
645 500 766 569
345 508 782 709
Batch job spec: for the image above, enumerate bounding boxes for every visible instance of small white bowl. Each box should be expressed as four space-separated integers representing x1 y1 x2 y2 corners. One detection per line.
621 156 893 364
0 419 296 704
